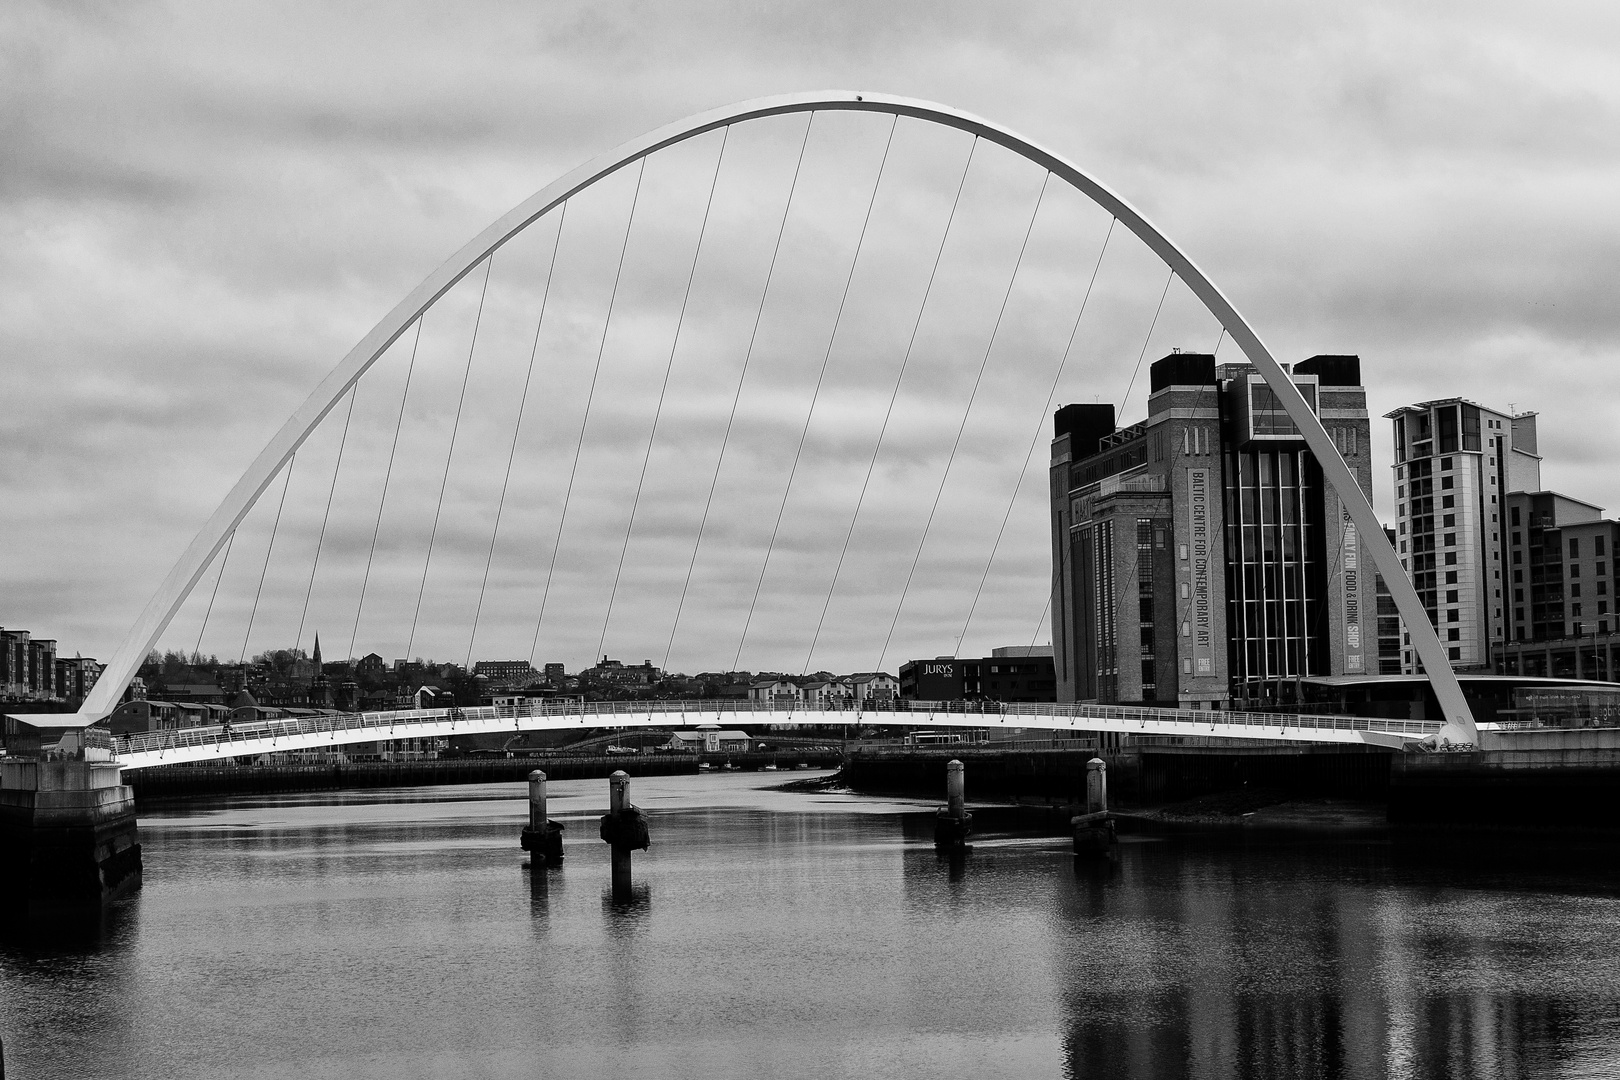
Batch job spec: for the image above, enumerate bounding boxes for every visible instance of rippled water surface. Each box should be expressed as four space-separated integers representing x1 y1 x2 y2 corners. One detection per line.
4 773 1620 1079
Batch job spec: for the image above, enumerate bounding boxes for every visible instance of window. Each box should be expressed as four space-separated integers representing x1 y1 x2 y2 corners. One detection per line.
1514 589 1523 601
1572 584 1582 597
1598 537 1608 557
1515 608 1524 621
1448 647 1460 659
1447 629 1460 641
1443 513 1456 527
1514 570 1523 582
1512 507 1521 526
1599 562 1608 576
1441 454 1455 471
1447 610 1460 622
1512 532 1521 546
1571 538 1581 558
1573 605 1583 618
1445 552 1457 565
1571 565 1581 579
1601 582 1609 596
1446 571 1459 584
1443 495 1455 509
1400 541 1407 553
1446 590 1459 603
1444 533 1456 547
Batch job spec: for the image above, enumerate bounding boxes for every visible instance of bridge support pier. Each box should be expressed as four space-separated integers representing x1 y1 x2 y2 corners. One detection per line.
0 756 142 917
1072 758 1116 858
933 759 972 853
599 770 648 901
519 770 565 864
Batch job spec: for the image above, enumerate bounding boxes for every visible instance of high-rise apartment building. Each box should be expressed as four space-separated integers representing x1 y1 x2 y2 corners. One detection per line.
1384 401 1542 670
1050 352 1373 709
1502 492 1618 642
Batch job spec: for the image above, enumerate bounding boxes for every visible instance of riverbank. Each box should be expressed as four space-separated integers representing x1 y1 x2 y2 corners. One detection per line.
127 749 844 801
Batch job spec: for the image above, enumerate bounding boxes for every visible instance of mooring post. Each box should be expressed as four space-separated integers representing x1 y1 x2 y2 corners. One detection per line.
519 769 565 863
1086 757 1108 815
529 770 546 831
933 758 972 853
1072 757 1116 858
599 769 648 899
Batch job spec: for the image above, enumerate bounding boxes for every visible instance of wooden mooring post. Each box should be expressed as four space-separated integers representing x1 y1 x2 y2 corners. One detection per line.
1072 757 1116 857
933 759 972 853
519 770 565 864
598 770 649 900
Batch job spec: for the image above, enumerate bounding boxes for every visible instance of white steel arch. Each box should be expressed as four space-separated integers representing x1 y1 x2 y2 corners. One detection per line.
70 91 1478 745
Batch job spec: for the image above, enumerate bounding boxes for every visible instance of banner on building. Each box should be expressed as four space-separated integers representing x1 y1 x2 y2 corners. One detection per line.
1342 506 1363 673
1187 468 1213 675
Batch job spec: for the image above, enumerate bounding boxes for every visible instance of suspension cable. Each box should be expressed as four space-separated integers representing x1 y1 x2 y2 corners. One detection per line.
955 217 1116 654
1120 267 1175 418
598 128 731 660
239 455 296 665
405 255 493 661
663 113 817 671
874 171 1050 674
294 383 358 656
466 205 569 668
193 530 237 661
726 115 898 673
349 316 424 660
529 157 649 666
789 135 978 676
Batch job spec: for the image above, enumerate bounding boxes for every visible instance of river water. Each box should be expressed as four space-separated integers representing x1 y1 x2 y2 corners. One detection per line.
3 772 1620 1079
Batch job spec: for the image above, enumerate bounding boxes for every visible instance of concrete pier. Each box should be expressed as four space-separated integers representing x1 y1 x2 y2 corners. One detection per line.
598 770 649 900
519 769 565 863
933 759 973 852
0 756 142 916
1072 758 1116 858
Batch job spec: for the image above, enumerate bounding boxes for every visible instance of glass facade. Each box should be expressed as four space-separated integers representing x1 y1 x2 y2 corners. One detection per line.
1223 447 1328 700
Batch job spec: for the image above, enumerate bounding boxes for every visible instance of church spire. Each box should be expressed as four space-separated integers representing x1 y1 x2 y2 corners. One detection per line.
312 633 322 673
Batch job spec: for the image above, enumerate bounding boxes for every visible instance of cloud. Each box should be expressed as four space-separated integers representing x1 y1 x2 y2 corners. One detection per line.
3 0 1618 683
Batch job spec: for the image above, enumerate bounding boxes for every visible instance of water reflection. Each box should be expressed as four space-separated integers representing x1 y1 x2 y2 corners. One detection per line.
2 777 1619 1079
1043 833 1620 1078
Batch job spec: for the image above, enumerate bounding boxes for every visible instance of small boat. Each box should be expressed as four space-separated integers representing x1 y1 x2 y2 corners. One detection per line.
698 762 713 771
763 764 779 771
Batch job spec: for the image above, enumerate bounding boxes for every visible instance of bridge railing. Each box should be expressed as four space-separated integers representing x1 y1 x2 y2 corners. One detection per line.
110 696 1439 761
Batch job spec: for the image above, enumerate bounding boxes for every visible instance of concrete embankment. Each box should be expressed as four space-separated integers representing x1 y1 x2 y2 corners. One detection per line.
128 748 844 801
841 736 1620 836
1391 735 1620 831
841 746 1126 804
840 743 1392 806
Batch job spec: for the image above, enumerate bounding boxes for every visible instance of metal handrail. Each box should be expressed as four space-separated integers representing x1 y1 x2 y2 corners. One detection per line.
111 696 1439 759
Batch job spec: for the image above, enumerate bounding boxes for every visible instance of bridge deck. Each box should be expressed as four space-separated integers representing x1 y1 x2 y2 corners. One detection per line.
113 700 1437 770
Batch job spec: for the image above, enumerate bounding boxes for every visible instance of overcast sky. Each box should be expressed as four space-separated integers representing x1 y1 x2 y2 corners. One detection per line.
4 1 1618 679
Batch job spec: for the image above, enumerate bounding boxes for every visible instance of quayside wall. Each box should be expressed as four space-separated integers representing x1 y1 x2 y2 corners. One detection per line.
1391 731 1620 830
842 743 1395 806
127 749 843 800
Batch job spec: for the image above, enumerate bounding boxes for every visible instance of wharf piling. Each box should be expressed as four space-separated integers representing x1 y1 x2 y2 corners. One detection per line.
933 759 973 852
1072 757 1116 857
519 770 565 864
599 770 649 900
